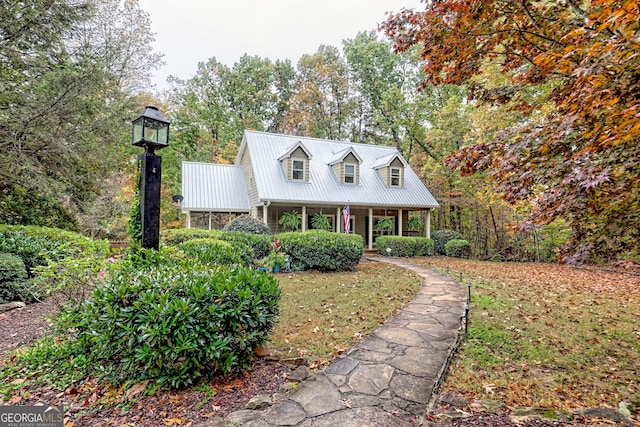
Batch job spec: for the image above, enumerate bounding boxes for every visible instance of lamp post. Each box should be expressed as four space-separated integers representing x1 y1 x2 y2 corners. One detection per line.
132 105 170 250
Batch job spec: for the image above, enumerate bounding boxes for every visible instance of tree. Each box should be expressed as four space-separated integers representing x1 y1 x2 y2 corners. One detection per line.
382 0 640 263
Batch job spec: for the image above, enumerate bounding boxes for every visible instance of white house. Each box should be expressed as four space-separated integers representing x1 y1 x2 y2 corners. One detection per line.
181 130 439 250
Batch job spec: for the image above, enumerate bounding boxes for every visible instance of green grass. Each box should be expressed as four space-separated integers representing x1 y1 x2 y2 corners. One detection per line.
269 260 422 368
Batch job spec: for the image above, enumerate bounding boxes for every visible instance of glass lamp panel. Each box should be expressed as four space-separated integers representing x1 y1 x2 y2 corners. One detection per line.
132 118 144 143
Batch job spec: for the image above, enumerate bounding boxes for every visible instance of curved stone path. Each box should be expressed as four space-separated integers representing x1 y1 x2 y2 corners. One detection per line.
205 256 467 427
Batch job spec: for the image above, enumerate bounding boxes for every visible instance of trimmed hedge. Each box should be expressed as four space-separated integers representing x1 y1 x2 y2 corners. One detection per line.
0 252 36 303
161 228 220 245
218 232 272 261
223 214 271 234
278 230 363 272
375 236 434 257
432 229 464 255
0 224 109 276
74 253 280 389
445 239 471 258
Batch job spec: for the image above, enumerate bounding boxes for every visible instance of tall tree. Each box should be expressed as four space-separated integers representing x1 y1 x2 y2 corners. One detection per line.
283 45 352 140
382 0 640 263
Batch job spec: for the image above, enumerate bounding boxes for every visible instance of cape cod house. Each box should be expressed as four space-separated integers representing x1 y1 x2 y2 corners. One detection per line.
181 131 439 250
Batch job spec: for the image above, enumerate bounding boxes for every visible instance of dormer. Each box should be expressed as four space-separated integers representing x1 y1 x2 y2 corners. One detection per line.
373 152 408 187
328 148 363 185
277 141 312 182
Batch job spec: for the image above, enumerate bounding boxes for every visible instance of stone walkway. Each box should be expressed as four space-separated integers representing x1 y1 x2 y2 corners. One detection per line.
203 256 467 427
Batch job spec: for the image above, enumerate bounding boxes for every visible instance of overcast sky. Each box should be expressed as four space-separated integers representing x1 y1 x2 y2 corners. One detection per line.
137 0 425 90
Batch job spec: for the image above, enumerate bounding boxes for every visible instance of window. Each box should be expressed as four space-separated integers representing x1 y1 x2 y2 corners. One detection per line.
292 159 305 180
391 168 400 186
344 164 355 184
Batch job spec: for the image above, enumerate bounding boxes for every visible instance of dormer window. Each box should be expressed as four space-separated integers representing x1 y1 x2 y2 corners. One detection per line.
391 168 401 186
277 141 312 182
292 159 305 181
344 164 355 184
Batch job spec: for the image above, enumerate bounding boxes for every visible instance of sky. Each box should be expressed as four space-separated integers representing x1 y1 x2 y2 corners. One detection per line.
136 0 425 90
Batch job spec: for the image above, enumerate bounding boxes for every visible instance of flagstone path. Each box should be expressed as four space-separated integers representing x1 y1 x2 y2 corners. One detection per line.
199 256 467 427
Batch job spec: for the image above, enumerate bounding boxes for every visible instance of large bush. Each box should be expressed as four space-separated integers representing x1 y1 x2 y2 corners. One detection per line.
178 238 247 266
218 231 272 261
161 228 220 245
0 225 109 276
0 252 36 303
278 230 363 272
445 239 471 258
432 229 465 255
376 236 434 257
223 214 270 234
74 254 280 389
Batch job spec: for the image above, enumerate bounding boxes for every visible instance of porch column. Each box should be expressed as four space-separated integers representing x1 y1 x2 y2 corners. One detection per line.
336 207 341 232
263 205 268 224
302 206 307 232
368 207 373 251
186 211 191 228
208 212 212 230
426 209 431 239
398 209 403 236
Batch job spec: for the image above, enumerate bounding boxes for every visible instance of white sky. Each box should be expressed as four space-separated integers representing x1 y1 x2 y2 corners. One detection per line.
137 0 425 90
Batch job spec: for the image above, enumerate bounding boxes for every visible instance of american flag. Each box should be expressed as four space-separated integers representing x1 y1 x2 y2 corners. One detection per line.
343 204 351 233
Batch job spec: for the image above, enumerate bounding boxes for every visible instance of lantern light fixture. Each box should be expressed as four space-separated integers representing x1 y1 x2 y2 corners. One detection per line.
132 105 170 151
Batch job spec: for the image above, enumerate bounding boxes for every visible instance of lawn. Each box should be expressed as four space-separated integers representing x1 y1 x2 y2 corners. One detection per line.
269 260 423 368
409 256 640 412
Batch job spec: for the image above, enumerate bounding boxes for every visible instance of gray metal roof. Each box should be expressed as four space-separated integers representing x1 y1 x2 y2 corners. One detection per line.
181 162 250 212
238 131 439 209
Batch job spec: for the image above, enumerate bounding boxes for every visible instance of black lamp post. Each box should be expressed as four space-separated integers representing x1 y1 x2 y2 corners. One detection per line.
132 105 170 250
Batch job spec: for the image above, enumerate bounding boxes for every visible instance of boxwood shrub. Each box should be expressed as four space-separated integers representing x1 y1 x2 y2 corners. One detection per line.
0 224 109 276
375 236 434 257
0 252 37 303
178 238 248 266
432 229 465 255
445 239 471 258
278 230 363 272
75 255 280 389
223 214 271 234
161 228 220 245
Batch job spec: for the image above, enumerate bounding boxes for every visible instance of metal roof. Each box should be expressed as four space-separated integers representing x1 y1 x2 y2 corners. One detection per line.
238 131 439 209
181 162 250 212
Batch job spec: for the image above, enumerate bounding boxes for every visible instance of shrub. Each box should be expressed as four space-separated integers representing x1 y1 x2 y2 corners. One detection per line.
0 225 109 276
178 238 245 266
376 236 434 257
278 230 363 272
223 214 271 234
75 259 280 389
218 231 272 261
432 229 464 255
0 252 36 303
445 239 471 258
161 228 220 245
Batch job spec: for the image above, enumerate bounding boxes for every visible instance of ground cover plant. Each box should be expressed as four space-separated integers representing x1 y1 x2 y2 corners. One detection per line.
410 257 640 414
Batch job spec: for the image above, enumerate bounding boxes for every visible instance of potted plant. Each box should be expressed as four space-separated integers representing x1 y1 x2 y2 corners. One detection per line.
374 217 393 235
279 211 301 232
407 216 424 236
261 237 286 273
311 213 331 231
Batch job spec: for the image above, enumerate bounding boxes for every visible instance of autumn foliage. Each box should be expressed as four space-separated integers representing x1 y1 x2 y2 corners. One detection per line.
382 1 640 263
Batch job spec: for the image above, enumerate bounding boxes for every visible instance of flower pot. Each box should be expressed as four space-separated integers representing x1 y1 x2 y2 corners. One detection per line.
272 264 281 273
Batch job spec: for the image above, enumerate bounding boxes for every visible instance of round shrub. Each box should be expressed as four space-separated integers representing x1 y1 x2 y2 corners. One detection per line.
0 252 36 303
445 239 471 258
178 238 247 266
161 228 219 245
223 214 271 235
432 229 464 255
76 259 280 389
279 230 363 272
